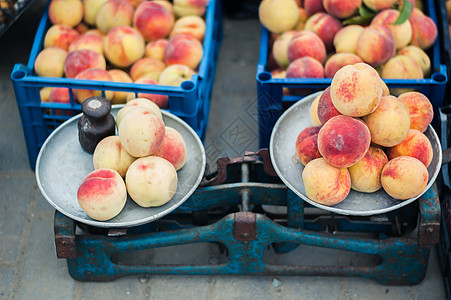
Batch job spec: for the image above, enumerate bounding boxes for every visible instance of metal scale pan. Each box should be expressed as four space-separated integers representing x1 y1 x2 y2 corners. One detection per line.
36 105 206 228
270 92 442 216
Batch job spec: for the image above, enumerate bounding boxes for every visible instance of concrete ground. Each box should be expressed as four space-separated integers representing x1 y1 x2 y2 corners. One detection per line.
0 0 447 299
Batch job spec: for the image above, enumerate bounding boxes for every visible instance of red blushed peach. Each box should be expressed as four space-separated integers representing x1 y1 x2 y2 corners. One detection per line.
323 0 361 19
348 145 389 193
362 95 411 147
408 8 438 50
317 86 342 124
169 15 206 41
116 98 162 127
355 25 396 67
304 12 342 51
387 129 433 167
145 39 168 61
272 30 298 69
324 53 363 78
363 0 397 11
103 25 145 68
125 156 178 207
258 0 299 34
310 93 322 125
93 136 137 178
381 55 423 80
302 157 351 206
333 25 364 54
164 34 203 70
154 127 187 170
380 156 428 200
49 87 74 115
304 0 325 17
63 49 106 78
34 47 68 78
69 33 103 55
318 115 371 168
397 45 431 76
330 63 382 117
48 0 84 27
371 9 412 50
295 125 322 166
77 168 127 221
133 1 174 42
118 106 166 157
95 0 134 34
43 24 80 51
74 68 114 103
130 78 169 108
83 0 108 26
173 0 208 17
397 92 433 132
287 31 326 64
130 57 166 81
108 69 134 104
286 57 324 79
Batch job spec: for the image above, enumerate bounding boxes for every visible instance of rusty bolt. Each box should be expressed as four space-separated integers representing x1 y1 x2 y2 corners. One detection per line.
240 232 249 239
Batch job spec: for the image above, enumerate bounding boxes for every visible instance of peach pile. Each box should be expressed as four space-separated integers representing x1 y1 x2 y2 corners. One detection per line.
77 98 187 220
36 0 210 107
259 0 438 89
295 62 434 206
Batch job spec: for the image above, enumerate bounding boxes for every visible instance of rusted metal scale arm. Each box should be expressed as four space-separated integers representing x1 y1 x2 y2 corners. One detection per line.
418 183 441 246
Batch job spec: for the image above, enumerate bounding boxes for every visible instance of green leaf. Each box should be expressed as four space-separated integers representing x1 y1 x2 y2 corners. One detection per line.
358 4 375 17
342 14 375 26
392 0 412 25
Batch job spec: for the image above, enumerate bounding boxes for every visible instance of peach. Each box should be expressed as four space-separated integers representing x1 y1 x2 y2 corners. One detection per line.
258 0 299 34
48 0 84 27
130 78 169 108
371 9 412 50
323 0 361 19
93 136 137 177
387 129 433 167
310 93 322 125
49 87 74 115
397 92 433 132
83 0 108 26
74 68 114 103
408 8 438 50
159 64 196 86
95 0 134 34
286 57 324 79
287 31 326 64
317 87 342 124
381 79 390 96
170 15 206 41
125 156 178 207
362 95 411 147
154 0 174 14
116 98 162 127
318 115 371 168
304 12 342 51
64 49 106 78
333 25 364 54
164 34 203 70
348 145 389 193
103 25 145 68
362 0 397 11
173 0 208 17
397 45 431 77
108 69 134 104
380 156 428 200
34 47 67 78
40 87 53 103
295 125 322 166
302 157 351 206
145 39 168 61
294 7 308 30
330 63 382 117
118 106 166 157
304 0 325 17
133 1 174 42
272 30 298 69
381 55 423 79
355 25 396 67
324 53 363 78
68 33 103 54
154 127 187 170
43 24 80 51
130 57 166 81
122 0 145 8
84 29 105 37
74 23 89 35
77 168 127 221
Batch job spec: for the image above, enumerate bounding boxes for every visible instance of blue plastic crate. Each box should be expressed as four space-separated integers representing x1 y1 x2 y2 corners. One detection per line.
11 0 222 169
256 0 448 149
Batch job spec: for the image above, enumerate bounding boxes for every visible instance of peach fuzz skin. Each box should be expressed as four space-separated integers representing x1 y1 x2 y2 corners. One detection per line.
317 86 341 124
295 125 322 166
302 157 351 206
93 136 137 178
287 31 326 64
63 49 106 79
133 1 174 42
387 129 433 168
154 127 187 171
397 91 433 133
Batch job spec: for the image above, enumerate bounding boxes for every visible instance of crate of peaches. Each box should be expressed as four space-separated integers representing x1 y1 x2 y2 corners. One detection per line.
11 0 222 169
257 0 448 149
